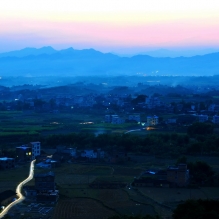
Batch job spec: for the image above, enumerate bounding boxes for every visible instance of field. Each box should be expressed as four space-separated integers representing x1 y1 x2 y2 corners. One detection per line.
2 154 219 219
52 199 116 219
0 111 142 149
33 153 219 218
1 110 219 218
0 163 30 193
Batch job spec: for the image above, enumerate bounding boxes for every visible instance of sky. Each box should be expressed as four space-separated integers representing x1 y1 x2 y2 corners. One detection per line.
1 0 219 55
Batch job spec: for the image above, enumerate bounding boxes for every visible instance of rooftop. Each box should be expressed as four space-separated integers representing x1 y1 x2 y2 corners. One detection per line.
16 146 31 150
34 171 55 178
0 157 14 161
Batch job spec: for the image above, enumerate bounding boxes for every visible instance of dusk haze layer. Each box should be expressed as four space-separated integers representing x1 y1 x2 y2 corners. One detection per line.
1 0 219 55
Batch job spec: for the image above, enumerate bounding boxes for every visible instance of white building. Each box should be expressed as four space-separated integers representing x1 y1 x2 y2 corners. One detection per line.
212 115 219 124
29 142 41 160
198 115 208 123
147 115 159 126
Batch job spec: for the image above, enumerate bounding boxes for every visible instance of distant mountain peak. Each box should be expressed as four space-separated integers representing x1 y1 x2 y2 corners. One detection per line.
0 46 57 58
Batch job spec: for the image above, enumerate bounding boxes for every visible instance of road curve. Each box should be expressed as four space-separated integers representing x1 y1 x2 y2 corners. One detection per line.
124 129 142 134
0 160 35 218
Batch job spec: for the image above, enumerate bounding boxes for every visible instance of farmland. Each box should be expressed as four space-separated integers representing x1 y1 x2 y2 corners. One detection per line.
25 155 219 219
0 164 30 193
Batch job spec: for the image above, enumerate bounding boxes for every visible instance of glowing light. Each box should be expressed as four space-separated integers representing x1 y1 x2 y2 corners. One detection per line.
79 122 94 125
0 160 35 218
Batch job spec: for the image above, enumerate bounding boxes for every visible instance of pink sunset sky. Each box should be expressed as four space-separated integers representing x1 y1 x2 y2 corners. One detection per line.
1 0 219 54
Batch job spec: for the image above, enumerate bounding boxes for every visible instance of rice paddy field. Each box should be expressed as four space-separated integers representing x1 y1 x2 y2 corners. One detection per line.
27 158 219 219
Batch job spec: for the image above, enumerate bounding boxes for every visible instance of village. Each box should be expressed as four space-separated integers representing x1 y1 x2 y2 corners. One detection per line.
0 82 219 218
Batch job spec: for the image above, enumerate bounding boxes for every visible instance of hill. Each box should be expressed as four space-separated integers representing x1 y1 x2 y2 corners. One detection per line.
0 47 219 77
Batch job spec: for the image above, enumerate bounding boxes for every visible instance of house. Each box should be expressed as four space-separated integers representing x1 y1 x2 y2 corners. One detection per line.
167 164 189 187
81 150 97 159
60 147 76 157
166 118 177 124
198 114 208 123
28 142 41 160
35 172 56 192
145 96 161 109
24 171 58 203
105 115 124 124
0 157 15 170
16 141 41 161
16 146 32 162
132 177 170 188
133 168 169 187
133 164 189 188
52 152 72 163
36 190 59 203
0 190 17 206
208 104 216 112
80 149 104 160
147 115 159 126
35 154 48 163
212 115 219 124
111 115 124 124
35 171 58 203
52 146 77 163
105 115 111 123
23 186 37 197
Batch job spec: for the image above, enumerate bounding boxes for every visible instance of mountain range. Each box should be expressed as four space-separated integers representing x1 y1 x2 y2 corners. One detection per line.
0 47 219 77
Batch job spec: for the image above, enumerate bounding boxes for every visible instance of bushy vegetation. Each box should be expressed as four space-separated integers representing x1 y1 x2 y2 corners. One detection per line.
38 127 219 156
172 199 219 219
1 122 219 157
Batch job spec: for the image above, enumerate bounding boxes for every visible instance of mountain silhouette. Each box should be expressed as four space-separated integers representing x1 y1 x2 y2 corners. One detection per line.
0 47 218 77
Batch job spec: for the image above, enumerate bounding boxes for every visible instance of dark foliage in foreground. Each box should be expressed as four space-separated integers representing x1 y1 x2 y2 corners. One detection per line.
172 199 219 219
108 215 160 219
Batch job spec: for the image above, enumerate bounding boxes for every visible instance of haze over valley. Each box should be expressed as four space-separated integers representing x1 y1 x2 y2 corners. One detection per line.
0 47 219 78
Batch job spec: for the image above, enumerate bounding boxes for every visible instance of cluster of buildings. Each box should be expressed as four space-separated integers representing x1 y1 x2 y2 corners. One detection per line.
105 114 159 126
16 142 41 161
197 114 219 124
0 142 41 170
132 164 189 188
37 146 105 168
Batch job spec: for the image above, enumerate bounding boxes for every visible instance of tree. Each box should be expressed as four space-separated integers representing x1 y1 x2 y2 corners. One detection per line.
187 161 214 185
172 199 219 219
108 215 160 219
176 156 187 165
187 122 214 137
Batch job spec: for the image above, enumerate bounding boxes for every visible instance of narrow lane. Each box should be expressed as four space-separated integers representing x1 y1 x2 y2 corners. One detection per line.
124 129 142 134
0 160 35 218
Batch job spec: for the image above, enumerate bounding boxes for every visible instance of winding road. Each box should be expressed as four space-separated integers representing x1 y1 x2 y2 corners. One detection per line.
124 129 142 134
0 160 35 218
